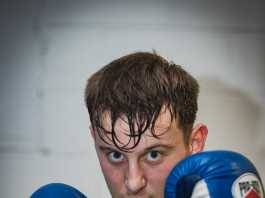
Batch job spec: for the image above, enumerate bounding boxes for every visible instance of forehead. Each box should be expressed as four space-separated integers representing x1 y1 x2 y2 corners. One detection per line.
95 108 183 150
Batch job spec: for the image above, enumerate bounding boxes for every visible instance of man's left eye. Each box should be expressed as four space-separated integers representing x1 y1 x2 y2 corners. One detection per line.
146 150 161 162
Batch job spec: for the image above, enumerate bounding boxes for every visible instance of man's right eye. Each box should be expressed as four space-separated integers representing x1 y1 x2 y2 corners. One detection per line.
107 151 124 163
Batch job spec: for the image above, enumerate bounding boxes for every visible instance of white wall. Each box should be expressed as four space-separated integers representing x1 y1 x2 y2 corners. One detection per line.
0 0 264 197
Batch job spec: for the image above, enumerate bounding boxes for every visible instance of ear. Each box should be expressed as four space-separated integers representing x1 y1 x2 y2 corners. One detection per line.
189 123 208 154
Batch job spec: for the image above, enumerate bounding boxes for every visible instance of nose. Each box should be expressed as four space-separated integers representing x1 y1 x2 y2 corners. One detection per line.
125 162 147 194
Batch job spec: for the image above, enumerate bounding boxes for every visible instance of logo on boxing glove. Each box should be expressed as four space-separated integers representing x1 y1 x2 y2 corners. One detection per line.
232 173 264 198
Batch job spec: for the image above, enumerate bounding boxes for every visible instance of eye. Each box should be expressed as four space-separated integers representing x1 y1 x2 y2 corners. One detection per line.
146 150 161 162
107 151 124 163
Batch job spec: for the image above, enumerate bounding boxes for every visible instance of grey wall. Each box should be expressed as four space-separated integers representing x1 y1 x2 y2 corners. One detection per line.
0 1 264 197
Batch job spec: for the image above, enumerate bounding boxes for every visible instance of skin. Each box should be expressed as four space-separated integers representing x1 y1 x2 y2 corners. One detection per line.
91 108 208 198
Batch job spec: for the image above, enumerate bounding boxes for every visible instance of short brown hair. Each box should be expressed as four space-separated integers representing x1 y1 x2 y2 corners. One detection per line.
85 52 199 151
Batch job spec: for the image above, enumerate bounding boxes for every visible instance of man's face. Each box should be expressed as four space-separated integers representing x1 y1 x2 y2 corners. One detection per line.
92 109 192 198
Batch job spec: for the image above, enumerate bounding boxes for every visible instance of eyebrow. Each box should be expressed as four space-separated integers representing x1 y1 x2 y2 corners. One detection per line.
142 144 175 153
98 143 175 154
98 145 116 152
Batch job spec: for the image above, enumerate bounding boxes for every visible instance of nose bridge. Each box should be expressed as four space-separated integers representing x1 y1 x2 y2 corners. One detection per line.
128 160 142 179
125 159 146 193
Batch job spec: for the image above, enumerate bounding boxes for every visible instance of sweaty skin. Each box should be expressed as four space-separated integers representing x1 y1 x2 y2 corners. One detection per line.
91 108 207 198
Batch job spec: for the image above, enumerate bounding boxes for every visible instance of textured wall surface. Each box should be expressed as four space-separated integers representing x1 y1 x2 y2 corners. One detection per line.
0 0 264 197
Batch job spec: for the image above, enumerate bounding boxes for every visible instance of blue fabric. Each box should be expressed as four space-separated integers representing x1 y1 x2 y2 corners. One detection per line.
164 150 264 198
175 174 202 197
30 183 87 198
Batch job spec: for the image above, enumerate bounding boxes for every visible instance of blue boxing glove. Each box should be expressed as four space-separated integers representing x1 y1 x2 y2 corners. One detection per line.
30 183 87 198
165 150 264 198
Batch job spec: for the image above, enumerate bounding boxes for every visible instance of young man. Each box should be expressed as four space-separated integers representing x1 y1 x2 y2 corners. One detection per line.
85 52 208 198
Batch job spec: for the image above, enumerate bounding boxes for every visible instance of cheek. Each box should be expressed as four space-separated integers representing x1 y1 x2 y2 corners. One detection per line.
142 164 173 197
145 151 189 186
145 162 174 183
97 155 124 189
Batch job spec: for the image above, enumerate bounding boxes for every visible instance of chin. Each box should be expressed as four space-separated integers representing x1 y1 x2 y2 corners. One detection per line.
121 193 156 198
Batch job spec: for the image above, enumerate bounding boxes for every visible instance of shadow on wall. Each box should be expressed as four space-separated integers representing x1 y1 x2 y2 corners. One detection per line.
197 76 264 171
